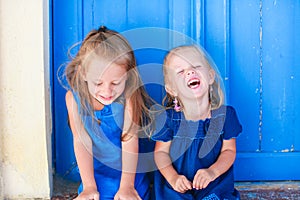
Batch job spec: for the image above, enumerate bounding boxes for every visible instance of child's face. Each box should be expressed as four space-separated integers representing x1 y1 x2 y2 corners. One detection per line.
166 51 215 101
85 59 127 105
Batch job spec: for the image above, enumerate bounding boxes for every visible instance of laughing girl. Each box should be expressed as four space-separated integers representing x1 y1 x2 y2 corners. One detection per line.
152 45 242 200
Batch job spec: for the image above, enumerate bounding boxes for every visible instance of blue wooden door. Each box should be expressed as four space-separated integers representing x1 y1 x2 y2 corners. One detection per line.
52 0 300 181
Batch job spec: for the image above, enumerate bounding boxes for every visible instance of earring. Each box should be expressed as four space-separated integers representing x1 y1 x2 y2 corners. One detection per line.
209 85 213 103
173 97 181 112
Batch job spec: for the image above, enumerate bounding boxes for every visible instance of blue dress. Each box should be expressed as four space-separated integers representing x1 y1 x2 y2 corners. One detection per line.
151 105 242 200
72 92 151 200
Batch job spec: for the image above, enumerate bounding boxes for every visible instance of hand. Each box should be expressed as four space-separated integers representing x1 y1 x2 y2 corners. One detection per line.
74 187 99 200
193 168 216 190
169 174 192 193
114 186 142 200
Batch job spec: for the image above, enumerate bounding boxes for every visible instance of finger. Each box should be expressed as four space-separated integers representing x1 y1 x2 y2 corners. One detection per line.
113 195 119 200
137 194 142 200
94 193 100 200
193 179 200 190
176 183 184 193
175 183 185 193
180 183 190 193
202 179 210 189
193 172 201 188
177 187 185 194
134 192 142 200
193 175 200 189
182 179 192 190
197 176 205 189
199 176 208 189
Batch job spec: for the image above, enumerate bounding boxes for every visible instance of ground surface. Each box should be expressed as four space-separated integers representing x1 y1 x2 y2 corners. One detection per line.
51 175 300 200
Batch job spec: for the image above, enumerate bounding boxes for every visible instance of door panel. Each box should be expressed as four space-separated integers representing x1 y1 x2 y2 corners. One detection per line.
261 1 300 152
52 0 83 180
52 0 300 181
229 1 261 152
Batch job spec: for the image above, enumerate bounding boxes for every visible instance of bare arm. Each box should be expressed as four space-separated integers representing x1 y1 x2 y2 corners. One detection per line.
114 100 141 200
65 91 99 200
193 138 236 190
209 138 236 177
154 141 192 193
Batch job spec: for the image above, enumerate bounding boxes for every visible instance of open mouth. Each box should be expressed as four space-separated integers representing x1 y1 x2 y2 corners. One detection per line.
187 78 200 89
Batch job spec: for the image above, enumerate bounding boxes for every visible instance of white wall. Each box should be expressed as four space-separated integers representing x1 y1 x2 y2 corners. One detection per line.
0 0 52 199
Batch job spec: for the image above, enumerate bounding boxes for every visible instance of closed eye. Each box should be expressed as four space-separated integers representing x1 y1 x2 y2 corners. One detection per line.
176 70 184 74
112 76 126 85
94 82 102 86
193 65 202 69
112 82 120 85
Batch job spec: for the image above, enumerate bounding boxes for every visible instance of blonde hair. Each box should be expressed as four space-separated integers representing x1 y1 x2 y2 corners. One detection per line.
163 45 225 110
64 26 154 139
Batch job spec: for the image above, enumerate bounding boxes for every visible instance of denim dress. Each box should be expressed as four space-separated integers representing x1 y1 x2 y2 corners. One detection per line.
73 92 151 200
152 105 242 200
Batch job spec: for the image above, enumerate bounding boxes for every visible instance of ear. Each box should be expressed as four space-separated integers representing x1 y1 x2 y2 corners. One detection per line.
208 69 215 85
165 84 177 97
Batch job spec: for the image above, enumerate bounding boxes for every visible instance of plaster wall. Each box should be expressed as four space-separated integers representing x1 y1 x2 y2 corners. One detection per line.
0 0 52 199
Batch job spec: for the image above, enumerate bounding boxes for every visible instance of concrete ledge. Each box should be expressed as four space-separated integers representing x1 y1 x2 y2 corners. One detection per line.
52 175 300 200
236 181 300 200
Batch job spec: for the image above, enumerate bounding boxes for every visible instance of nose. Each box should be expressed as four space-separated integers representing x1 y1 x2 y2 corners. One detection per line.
187 69 195 76
100 84 113 96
